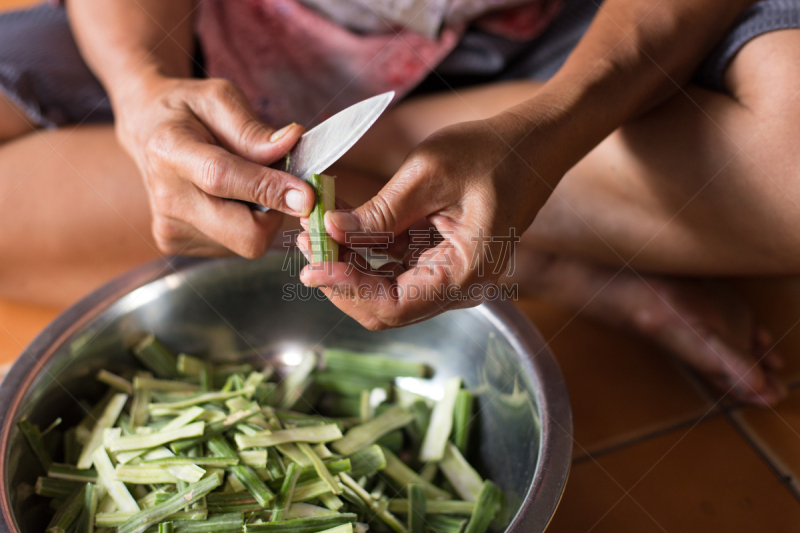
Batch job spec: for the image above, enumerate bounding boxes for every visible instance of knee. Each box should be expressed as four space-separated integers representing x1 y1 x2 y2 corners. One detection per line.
0 95 35 143
725 30 800 117
725 30 800 174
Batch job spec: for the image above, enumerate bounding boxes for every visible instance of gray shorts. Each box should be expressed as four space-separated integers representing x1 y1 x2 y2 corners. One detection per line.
2 0 799 128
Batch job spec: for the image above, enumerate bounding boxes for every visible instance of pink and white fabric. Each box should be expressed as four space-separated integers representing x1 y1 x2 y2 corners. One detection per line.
196 0 562 127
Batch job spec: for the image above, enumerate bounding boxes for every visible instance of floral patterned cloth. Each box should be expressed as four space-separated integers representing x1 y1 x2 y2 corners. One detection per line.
196 0 562 127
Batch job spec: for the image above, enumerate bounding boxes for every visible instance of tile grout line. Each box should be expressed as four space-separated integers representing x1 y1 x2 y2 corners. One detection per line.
723 407 800 502
571 409 721 466
569 354 722 465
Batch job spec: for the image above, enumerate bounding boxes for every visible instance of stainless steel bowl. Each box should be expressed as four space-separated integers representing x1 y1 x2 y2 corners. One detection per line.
0 253 571 532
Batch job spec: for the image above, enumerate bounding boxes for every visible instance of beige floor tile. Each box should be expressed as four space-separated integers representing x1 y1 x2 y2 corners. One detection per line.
0 300 61 368
733 277 800 385
736 387 800 491
516 299 712 458
548 415 800 533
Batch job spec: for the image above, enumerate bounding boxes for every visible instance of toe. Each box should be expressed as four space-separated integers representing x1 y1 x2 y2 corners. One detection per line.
753 326 784 370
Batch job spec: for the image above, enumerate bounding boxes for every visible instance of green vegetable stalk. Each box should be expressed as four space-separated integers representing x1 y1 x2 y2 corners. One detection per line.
306 173 338 263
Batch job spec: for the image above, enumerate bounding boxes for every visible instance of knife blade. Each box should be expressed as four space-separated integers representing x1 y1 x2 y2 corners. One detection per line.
254 91 395 212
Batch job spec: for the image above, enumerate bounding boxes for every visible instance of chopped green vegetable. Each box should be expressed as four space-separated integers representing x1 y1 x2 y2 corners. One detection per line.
407 484 426 533
317 525 353 533
426 514 468 533
76 482 97 533
323 349 433 379
420 378 462 462
463 481 502 533
108 421 205 452
245 513 356 533
47 483 86 533
97 370 133 395
152 389 254 411
48 462 97 482
18 418 52 471
36 477 82 499
440 443 483 502
347 444 386 478
305 173 338 263
21 336 502 533
381 446 451 500
331 406 414 456
271 462 300 522
387 500 475 516
92 447 139 513
452 389 474 456
133 334 179 378
172 513 243 532
117 476 220 533
77 393 128 468
340 473 406 533
133 376 201 392
235 424 342 449
208 438 274 508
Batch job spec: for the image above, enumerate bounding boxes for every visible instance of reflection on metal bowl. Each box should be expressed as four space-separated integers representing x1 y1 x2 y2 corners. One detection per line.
0 253 571 532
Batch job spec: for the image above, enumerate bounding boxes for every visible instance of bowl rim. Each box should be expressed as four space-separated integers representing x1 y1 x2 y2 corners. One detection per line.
0 254 572 533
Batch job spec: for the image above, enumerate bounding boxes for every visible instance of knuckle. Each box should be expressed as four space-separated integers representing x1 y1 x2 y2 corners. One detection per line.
253 172 284 206
409 143 445 176
362 317 389 331
205 78 240 103
237 119 268 148
151 217 184 254
212 78 237 95
149 183 177 216
382 309 411 329
239 235 270 259
146 126 175 162
200 156 230 196
363 194 399 232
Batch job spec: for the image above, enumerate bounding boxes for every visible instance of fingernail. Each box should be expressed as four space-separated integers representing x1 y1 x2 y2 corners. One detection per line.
270 123 296 143
328 211 361 232
286 189 306 214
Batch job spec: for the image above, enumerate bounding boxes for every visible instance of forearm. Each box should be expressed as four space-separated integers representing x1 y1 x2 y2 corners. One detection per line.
495 0 756 187
67 0 195 108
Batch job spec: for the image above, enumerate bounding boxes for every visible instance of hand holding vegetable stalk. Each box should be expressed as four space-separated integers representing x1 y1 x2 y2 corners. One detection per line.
298 116 553 330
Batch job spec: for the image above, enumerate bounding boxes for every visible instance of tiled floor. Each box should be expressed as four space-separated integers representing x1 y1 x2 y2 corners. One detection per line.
0 0 32 9
522 279 800 533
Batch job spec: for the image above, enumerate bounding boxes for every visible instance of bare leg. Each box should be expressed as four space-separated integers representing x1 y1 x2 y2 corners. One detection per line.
337 31 800 403
0 123 159 306
344 30 800 276
0 97 33 142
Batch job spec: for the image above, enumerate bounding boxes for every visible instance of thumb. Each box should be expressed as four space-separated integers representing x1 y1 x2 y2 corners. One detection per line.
188 79 304 164
324 174 436 249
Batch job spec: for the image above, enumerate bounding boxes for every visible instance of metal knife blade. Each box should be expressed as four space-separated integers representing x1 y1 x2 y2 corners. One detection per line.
254 91 394 212
276 91 395 180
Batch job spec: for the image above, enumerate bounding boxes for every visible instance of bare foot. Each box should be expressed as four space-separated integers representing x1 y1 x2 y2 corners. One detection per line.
510 251 787 406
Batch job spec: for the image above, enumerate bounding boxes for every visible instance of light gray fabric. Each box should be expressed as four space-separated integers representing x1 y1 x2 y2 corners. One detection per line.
0 3 111 128
436 0 599 81
413 0 800 93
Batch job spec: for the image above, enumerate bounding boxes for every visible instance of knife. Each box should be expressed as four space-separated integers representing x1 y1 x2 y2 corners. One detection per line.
252 91 395 212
